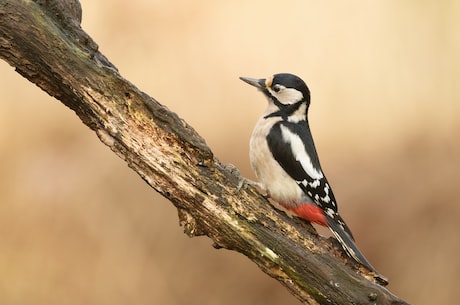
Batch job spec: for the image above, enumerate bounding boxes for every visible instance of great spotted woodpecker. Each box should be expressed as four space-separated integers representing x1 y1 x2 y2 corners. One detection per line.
240 73 387 285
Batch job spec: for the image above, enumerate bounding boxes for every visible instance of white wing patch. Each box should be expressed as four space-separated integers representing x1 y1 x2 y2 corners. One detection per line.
279 125 324 180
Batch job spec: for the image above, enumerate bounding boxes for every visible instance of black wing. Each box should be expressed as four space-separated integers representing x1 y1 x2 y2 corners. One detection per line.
266 121 354 238
266 122 389 282
266 121 335 209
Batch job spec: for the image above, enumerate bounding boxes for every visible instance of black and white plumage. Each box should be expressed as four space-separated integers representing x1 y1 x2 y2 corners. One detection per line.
240 73 387 285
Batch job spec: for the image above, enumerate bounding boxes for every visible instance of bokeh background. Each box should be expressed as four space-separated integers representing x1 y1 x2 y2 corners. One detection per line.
1 1 459 304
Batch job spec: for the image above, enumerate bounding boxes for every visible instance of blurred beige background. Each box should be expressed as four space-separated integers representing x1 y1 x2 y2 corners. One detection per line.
1 1 459 304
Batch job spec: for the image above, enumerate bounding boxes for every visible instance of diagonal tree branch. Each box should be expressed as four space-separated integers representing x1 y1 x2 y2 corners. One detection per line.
0 1 409 304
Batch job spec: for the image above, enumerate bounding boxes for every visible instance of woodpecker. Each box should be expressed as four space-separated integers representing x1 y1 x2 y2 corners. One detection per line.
240 73 387 285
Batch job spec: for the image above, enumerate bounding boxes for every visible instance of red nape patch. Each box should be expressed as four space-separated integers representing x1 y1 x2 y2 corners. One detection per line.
289 204 327 227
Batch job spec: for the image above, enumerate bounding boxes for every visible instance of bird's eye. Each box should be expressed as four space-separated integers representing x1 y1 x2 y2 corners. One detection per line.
273 84 282 92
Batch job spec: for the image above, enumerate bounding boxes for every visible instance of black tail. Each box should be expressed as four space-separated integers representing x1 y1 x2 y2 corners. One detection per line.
326 213 389 286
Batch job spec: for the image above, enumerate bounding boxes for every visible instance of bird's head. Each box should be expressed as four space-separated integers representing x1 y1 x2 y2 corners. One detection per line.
240 73 311 107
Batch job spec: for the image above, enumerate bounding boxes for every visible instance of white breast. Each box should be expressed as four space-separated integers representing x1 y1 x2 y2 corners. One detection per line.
249 113 304 207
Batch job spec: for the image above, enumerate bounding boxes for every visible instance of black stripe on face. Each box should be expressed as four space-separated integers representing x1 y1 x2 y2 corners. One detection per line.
264 100 304 120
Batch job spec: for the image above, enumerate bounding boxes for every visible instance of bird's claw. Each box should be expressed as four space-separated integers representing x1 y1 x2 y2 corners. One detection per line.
225 163 268 196
236 177 270 199
237 177 263 192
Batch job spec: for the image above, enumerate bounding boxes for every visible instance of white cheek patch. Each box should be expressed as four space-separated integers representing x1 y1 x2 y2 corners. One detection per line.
267 87 304 105
280 88 304 104
279 125 324 180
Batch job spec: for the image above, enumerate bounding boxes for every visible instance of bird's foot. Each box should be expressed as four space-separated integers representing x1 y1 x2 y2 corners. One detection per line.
237 177 264 192
224 164 268 196
237 177 270 199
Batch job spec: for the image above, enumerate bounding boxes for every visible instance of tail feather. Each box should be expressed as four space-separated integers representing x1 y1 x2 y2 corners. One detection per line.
325 213 389 286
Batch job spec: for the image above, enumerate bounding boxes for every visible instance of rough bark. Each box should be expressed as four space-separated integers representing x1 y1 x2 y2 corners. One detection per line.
0 1 409 304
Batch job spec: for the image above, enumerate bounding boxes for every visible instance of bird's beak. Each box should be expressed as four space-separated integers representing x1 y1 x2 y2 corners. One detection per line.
239 77 266 89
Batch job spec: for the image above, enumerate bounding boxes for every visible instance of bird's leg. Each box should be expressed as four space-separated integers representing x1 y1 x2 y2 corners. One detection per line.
237 177 264 192
238 177 271 199
225 163 269 197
